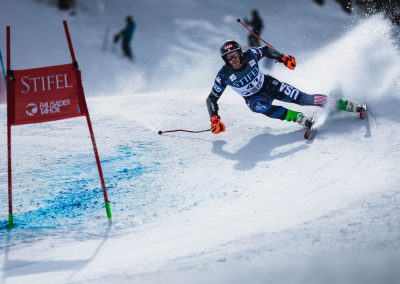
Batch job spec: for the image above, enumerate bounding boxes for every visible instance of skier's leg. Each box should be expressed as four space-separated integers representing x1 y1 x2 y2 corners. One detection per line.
245 95 313 127
335 99 364 113
122 40 133 60
264 75 328 107
264 76 365 115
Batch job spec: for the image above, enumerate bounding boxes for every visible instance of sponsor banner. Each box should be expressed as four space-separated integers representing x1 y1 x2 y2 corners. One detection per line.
9 63 84 125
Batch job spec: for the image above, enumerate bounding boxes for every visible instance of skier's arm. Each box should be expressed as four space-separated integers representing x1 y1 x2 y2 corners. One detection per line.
120 26 128 38
259 46 284 61
244 17 253 26
206 92 220 117
207 92 226 134
206 74 226 118
260 46 297 70
206 74 227 134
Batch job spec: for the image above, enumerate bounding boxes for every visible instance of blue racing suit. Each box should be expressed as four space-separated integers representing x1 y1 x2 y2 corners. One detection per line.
206 46 326 121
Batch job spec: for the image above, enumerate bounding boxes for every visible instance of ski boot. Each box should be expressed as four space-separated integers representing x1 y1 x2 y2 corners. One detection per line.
297 113 313 128
296 113 314 140
336 99 367 119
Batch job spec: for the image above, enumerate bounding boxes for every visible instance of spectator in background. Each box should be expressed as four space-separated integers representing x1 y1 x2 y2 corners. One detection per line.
314 1 399 27
334 0 352 13
58 0 76 15
244 9 263 47
313 0 324 6
114 15 136 61
313 0 352 14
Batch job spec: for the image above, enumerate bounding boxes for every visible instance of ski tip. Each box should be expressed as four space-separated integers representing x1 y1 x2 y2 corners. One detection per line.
304 130 311 140
158 130 162 135
359 104 367 119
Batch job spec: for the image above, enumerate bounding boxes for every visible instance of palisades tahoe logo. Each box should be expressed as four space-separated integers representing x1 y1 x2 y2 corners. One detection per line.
25 99 71 116
25 102 39 116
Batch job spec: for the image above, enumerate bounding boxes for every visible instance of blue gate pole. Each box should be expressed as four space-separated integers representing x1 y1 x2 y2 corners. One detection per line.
0 48 5 80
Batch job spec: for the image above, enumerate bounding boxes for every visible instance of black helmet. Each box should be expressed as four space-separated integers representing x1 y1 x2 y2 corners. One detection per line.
220 40 244 66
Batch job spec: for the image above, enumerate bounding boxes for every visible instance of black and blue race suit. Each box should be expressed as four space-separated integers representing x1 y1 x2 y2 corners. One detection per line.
206 46 326 120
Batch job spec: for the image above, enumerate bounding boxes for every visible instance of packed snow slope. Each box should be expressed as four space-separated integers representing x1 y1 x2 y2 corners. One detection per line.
1 0 400 284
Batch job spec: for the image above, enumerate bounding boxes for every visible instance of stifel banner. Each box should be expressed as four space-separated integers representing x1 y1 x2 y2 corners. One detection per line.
8 63 84 125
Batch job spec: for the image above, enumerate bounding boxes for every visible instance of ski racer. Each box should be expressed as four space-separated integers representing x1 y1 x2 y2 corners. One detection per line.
207 40 365 134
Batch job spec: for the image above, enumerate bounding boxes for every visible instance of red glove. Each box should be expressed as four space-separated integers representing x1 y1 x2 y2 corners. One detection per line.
210 115 226 134
282 54 296 70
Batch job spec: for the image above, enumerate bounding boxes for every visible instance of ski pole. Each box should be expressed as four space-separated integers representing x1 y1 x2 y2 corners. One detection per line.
236 18 275 49
158 128 211 135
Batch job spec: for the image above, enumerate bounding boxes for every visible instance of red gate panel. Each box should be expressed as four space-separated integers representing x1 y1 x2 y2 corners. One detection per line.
9 63 84 125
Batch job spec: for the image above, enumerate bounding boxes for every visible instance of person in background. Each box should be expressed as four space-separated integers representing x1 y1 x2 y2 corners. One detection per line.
114 15 136 61
57 0 76 16
244 9 263 47
313 0 352 14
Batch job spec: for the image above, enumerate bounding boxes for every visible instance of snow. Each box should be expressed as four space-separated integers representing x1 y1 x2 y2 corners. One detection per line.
1 0 400 283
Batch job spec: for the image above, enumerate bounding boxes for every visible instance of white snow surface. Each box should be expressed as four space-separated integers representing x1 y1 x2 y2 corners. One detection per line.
1 0 400 283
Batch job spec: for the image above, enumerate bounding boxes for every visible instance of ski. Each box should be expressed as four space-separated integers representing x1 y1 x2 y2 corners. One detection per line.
304 116 316 140
358 103 367 119
304 103 367 140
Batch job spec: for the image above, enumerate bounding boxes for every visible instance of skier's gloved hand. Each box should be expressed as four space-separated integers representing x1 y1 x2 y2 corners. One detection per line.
210 115 226 134
282 54 296 70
